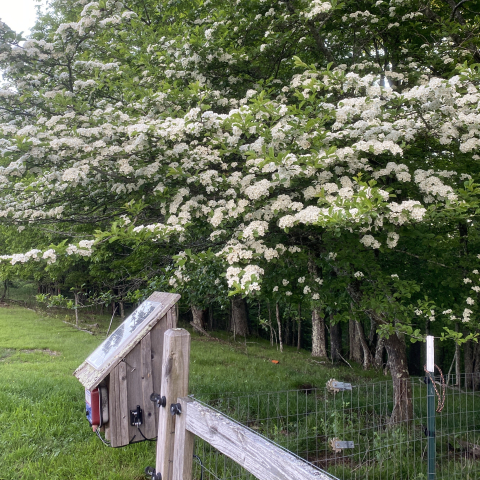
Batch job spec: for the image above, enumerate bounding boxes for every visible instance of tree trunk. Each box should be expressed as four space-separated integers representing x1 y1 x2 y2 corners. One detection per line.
466 334 480 390
74 292 80 327
356 320 373 370
349 319 363 364
455 323 461 386
369 318 377 347
285 315 290 346
474 341 480 391
275 302 283 353
0 279 7 302
330 318 341 363
297 304 301 352
191 305 207 332
119 300 125 320
384 333 412 425
231 296 248 337
311 308 327 357
374 336 386 369
465 335 473 390
208 306 213 331
267 302 274 346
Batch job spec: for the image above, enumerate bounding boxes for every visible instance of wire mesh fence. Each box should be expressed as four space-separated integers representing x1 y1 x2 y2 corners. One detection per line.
192 373 480 480
190 398 339 480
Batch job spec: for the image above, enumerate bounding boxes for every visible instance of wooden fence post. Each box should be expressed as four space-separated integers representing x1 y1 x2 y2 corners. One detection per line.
156 328 191 480
173 397 195 480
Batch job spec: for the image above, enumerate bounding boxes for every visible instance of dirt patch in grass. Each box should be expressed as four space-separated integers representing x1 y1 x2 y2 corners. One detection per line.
0 348 15 361
20 349 60 356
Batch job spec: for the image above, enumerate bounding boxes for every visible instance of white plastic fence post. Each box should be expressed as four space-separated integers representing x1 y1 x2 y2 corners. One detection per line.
426 335 435 480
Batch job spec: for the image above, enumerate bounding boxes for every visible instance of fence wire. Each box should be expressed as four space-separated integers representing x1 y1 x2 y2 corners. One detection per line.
192 373 480 480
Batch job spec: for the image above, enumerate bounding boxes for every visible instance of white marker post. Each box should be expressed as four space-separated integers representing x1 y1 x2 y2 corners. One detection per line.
426 335 435 479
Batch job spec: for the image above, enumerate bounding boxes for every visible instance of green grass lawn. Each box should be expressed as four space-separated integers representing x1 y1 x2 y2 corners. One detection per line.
0 305 373 480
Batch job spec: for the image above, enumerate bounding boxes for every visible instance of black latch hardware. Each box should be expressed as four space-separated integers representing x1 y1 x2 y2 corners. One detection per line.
170 403 182 416
150 393 166 408
145 466 161 480
130 405 143 426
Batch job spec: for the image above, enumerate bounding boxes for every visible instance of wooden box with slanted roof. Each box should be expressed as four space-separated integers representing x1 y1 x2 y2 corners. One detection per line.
74 291 180 447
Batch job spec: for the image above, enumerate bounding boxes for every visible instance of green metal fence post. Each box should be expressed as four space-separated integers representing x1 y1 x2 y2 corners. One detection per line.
426 335 435 480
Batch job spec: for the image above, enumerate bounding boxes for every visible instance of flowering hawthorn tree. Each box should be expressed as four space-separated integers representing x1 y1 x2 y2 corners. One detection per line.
1 0 480 420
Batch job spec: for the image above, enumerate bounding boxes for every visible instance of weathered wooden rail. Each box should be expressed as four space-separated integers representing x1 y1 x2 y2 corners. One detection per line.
155 328 337 480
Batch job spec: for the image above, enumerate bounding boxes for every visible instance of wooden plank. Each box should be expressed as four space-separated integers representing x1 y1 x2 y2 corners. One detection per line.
172 397 194 480
148 291 181 306
104 376 111 441
125 345 143 443
173 304 178 328
166 307 174 330
141 332 156 440
150 315 167 400
118 361 130 446
109 367 119 447
184 400 333 480
156 329 191 480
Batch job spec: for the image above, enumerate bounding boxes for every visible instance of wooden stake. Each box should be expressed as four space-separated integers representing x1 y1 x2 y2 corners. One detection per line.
156 329 191 480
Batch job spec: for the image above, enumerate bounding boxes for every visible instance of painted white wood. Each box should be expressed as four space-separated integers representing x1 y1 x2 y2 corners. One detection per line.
426 335 434 372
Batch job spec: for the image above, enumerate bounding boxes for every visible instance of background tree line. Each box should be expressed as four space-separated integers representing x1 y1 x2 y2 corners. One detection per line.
0 0 480 423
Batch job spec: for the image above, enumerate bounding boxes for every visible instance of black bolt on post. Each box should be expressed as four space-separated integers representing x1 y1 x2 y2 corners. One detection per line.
426 335 436 480
150 393 166 408
145 466 162 480
170 403 182 416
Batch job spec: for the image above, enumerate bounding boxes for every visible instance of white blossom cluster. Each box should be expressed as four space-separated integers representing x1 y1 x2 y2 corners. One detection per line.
0 0 479 309
0 241 95 266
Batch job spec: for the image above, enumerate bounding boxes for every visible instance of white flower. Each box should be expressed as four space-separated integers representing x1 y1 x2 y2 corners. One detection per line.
282 279 289 286
312 293 320 300
442 309 452 315
387 232 399 249
354 271 364 278
360 235 381 249
298 277 305 283
464 278 472 284
303 286 311 294
466 297 475 305
243 220 268 240
273 286 279 292
391 274 399 279
42 249 57 264
463 308 473 323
